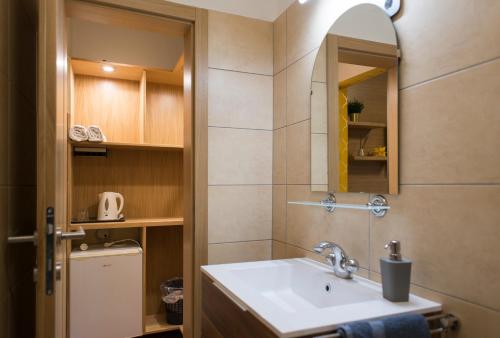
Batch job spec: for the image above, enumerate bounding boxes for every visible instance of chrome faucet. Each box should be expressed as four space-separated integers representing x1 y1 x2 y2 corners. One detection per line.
313 241 359 279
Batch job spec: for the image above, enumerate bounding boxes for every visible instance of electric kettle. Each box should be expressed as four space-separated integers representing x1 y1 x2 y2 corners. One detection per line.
97 192 124 221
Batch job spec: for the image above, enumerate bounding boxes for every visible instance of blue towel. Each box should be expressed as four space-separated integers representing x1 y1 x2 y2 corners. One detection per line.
337 314 431 338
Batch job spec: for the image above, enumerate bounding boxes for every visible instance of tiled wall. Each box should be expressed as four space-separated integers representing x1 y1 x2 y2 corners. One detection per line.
0 0 37 337
272 1 500 337
207 11 274 264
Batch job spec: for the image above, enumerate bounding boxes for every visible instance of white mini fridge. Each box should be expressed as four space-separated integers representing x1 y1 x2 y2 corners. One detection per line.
70 246 143 338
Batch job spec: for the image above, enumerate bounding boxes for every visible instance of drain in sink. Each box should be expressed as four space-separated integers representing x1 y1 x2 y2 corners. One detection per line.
325 282 333 293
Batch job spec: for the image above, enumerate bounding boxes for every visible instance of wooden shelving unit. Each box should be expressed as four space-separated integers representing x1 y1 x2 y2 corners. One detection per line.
144 314 182 334
70 140 183 151
348 121 387 129
68 57 185 336
70 217 183 231
351 156 387 162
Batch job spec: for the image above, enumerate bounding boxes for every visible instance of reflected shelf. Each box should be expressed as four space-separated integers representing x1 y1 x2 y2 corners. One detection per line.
348 121 387 129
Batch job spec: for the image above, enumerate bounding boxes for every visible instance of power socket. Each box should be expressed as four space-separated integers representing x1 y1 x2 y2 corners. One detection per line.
96 229 112 240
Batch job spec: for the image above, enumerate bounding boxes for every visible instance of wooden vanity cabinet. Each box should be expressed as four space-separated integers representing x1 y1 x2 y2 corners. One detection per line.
202 273 445 338
202 274 276 338
201 274 335 338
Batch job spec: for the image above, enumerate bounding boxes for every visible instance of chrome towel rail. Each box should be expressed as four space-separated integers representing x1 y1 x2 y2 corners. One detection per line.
313 313 460 338
288 193 390 217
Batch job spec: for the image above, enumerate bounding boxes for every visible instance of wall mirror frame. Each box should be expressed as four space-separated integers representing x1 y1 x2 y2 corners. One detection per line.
310 4 399 195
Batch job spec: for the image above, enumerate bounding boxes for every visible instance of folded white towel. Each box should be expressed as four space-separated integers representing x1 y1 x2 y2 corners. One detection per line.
69 125 88 142
87 125 107 143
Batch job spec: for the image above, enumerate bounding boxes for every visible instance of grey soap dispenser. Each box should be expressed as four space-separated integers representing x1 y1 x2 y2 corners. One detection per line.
380 240 411 302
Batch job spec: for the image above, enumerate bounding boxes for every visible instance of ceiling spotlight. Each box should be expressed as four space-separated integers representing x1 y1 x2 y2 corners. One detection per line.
299 0 308 4
102 65 115 73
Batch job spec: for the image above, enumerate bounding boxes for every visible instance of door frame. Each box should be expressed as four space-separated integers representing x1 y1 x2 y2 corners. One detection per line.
38 0 208 337
37 0 68 337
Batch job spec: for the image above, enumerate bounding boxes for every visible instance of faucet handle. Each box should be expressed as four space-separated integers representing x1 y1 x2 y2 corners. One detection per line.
345 258 359 274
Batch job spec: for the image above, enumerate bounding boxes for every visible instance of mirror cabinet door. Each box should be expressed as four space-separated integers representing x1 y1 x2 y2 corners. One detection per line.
310 4 399 195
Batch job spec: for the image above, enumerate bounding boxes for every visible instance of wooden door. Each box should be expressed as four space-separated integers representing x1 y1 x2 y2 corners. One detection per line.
36 0 68 337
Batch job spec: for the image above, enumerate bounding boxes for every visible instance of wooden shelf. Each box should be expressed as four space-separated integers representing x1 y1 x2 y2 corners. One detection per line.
351 156 387 162
144 314 182 335
70 140 183 151
348 121 387 129
70 217 183 230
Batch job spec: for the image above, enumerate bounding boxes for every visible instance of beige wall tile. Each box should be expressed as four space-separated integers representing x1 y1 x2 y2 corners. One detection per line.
286 186 327 255
286 185 370 269
273 70 286 129
286 50 317 125
286 120 310 184
208 240 272 265
274 11 287 75
371 185 500 311
285 0 341 66
400 59 500 184
371 272 500 338
208 127 272 185
208 185 272 243
272 240 287 260
208 69 273 130
272 185 286 242
0 76 7 185
285 242 323 263
395 0 500 88
273 128 286 185
208 10 273 75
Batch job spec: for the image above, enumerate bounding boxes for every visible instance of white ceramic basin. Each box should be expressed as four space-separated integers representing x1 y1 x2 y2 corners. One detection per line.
202 258 441 337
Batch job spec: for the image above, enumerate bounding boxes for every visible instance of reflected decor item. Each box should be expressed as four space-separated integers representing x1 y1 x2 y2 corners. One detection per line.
348 99 365 122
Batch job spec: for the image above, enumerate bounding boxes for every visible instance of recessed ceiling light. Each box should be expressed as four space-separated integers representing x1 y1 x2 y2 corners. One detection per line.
299 0 308 4
102 65 115 73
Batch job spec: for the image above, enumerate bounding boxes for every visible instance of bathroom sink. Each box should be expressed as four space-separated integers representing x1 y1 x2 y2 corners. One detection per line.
201 258 441 337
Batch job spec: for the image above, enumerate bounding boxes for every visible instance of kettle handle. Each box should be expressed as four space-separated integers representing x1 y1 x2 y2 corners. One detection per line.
115 193 124 215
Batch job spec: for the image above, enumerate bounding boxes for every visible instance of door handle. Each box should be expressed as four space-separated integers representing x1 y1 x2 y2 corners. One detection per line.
8 231 38 245
8 226 87 243
56 226 86 241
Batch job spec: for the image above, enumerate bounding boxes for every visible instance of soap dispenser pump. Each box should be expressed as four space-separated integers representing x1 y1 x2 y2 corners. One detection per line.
380 240 411 302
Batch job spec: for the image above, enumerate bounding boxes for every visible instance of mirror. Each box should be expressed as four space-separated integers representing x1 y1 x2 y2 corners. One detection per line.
310 4 399 194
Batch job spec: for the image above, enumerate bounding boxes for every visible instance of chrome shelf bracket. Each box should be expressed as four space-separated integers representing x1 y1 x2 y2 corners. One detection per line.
289 193 390 217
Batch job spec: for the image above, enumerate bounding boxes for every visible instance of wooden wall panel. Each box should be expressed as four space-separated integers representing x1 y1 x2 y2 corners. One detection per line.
71 149 183 219
146 226 183 316
74 75 141 143
145 83 184 146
